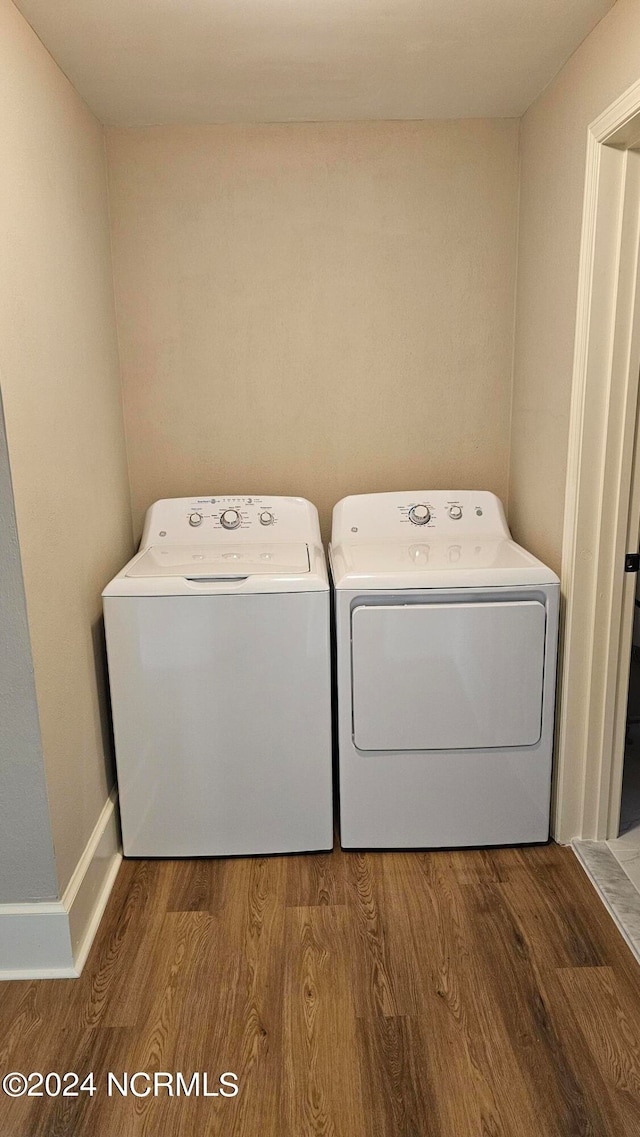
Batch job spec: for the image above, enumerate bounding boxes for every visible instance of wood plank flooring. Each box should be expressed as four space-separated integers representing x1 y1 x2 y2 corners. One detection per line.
1 841 640 1136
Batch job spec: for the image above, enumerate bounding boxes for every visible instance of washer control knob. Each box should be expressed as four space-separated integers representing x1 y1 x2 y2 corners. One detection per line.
189 513 203 527
259 511 274 526
408 504 430 526
448 505 463 520
220 509 241 530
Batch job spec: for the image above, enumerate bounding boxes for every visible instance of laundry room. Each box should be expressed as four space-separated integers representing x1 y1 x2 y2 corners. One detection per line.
2 1 640 1135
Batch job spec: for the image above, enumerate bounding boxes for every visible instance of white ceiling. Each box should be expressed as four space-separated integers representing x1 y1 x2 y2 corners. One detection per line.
13 0 615 126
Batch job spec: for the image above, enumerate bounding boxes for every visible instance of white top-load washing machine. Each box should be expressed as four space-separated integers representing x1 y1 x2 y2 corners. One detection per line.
330 491 560 849
103 495 333 857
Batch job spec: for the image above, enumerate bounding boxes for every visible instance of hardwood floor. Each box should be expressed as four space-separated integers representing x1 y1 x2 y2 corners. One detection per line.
2 841 640 1136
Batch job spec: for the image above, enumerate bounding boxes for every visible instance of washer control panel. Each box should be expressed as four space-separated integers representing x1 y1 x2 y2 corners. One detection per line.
332 490 510 542
140 496 322 546
165 496 283 535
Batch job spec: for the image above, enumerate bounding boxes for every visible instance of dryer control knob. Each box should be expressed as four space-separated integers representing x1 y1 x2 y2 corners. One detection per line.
408 504 430 525
220 509 241 530
448 505 463 520
260 511 274 525
189 513 203 526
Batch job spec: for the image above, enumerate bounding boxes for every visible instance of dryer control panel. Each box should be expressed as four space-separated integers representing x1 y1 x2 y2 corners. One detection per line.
139 496 322 546
332 490 510 542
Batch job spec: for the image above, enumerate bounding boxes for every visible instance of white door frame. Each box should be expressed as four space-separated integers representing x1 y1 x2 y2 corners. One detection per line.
555 78 640 844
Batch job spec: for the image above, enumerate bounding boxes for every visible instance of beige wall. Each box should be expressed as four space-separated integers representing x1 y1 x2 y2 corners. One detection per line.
509 0 640 573
0 0 133 893
107 120 519 538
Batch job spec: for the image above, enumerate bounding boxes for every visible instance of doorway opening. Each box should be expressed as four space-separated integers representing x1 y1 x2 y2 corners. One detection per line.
605 529 640 893
554 80 640 845
622 603 640 832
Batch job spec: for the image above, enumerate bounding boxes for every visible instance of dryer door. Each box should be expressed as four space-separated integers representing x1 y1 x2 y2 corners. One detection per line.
351 600 546 751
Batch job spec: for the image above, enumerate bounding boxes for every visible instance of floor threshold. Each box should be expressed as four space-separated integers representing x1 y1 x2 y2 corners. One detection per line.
572 839 640 964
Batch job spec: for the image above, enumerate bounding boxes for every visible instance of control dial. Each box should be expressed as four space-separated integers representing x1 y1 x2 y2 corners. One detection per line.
220 508 241 530
448 505 463 520
259 511 274 526
408 504 431 526
189 513 203 527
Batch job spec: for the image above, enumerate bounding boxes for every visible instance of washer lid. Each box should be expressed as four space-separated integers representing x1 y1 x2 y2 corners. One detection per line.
126 542 310 578
330 538 559 589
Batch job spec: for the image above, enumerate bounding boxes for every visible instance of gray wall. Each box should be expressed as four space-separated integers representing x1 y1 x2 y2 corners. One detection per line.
0 388 58 902
0 0 134 894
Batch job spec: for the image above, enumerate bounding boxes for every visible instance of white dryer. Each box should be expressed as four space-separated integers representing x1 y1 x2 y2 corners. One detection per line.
103 495 333 857
330 491 560 848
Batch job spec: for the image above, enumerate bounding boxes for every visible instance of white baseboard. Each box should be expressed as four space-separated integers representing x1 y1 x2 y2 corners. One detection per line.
0 790 122 980
64 789 122 975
